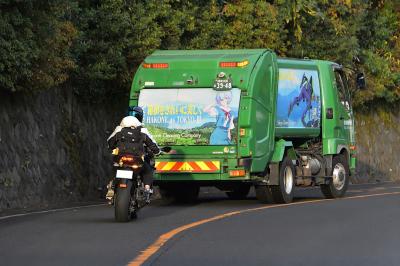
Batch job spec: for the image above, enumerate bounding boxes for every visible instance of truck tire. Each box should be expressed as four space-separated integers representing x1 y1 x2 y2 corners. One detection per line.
174 184 200 203
114 181 133 222
159 184 199 203
270 156 295 204
226 185 251 200
321 154 349 198
158 185 176 203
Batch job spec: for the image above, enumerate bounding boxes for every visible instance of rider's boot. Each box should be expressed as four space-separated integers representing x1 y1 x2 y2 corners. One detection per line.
144 185 153 204
106 180 114 204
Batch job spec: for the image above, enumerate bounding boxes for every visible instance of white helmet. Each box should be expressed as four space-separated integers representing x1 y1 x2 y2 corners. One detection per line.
120 116 141 128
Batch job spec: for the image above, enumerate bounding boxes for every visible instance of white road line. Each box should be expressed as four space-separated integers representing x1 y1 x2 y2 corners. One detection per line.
350 181 397 186
0 203 107 220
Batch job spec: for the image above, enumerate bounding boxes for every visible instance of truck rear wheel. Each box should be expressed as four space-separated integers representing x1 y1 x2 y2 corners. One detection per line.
321 154 349 198
159 184 199 203
270 156 295 204
226 185 251 200
174 184 200 203
158 185 175 203
256 156 295 204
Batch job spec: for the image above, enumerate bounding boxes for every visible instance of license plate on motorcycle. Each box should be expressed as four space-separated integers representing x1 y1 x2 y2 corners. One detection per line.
116 170 133 179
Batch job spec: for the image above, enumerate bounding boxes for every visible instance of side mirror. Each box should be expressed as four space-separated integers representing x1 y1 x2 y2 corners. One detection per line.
356 73 366 89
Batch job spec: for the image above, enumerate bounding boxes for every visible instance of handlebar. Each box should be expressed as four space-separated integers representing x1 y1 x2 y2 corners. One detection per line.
158 146 176 155
111 147 175 157
160 146 172 153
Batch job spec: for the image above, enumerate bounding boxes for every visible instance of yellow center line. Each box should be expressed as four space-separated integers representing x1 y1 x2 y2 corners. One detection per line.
127 191 400 266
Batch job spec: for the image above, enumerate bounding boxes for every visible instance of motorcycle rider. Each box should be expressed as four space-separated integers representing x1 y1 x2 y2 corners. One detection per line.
106 106 160 203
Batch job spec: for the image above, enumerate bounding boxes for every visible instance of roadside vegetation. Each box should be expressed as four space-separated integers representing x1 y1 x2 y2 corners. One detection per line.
1 0 399 107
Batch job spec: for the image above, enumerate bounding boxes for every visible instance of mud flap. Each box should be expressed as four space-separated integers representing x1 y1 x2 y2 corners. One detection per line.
324 155 333 177
267 163 280 185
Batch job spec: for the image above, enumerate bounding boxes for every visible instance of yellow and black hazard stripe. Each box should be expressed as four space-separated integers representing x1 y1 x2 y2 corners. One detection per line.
155 161 220 173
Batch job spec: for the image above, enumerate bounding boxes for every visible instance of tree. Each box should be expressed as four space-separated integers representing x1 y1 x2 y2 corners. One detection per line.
0 0 76 92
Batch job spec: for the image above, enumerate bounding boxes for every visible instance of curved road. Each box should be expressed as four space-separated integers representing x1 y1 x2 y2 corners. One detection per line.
1 182 400 266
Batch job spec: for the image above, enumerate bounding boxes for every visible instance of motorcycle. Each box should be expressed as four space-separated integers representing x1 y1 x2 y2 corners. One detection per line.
110 147 171 222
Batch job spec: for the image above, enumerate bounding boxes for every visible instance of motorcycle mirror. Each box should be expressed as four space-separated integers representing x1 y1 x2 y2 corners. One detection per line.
161 147 172 153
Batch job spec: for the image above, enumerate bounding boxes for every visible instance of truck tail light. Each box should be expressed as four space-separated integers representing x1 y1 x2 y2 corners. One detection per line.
350 145 356 151
143 63 169 69
239 128 246 136
220 62 237 67
219 60 249 68
229 169 246 177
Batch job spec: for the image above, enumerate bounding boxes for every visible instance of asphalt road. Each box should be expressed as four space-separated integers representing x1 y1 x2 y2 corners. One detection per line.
1 182 399 266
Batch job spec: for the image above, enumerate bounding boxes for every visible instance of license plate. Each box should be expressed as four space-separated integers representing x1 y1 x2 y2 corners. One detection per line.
213 78 232 91
116 170 133 179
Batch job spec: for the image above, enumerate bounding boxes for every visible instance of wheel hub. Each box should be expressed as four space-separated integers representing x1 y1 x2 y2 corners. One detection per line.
284 166 294 194
332 163 346 190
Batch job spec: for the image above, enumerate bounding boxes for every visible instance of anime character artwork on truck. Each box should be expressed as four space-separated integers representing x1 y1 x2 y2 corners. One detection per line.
288 74 314 127
203 91 235 145
276 68 321 129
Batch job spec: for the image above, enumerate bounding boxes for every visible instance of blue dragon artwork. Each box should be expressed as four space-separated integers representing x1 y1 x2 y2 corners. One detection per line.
276 68 321 129
288 74 313 127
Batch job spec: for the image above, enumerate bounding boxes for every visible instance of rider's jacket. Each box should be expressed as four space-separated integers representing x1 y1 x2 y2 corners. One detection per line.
107 116 160 156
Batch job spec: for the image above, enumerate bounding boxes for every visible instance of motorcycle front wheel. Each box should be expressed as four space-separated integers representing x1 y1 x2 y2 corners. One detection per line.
114 180 133 222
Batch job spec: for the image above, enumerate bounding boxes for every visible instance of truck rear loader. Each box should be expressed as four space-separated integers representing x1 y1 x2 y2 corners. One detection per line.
129 49 363 203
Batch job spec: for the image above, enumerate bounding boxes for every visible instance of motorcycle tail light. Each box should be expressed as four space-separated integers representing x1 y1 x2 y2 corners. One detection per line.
119 155 143 170
121 156 134 162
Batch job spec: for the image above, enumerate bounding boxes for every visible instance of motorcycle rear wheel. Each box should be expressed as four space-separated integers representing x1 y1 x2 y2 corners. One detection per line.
115 180 133 222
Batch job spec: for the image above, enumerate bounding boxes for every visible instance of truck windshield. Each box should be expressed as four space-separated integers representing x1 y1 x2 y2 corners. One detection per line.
138 88 241 146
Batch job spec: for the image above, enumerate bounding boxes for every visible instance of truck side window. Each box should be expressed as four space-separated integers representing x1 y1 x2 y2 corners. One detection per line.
334 70 350 110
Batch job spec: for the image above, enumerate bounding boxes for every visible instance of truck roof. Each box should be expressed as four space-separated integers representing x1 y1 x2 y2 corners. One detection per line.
147 49 270 60
143 50 336 68
132 49 275 90
278 57 337 68
131 50 338 93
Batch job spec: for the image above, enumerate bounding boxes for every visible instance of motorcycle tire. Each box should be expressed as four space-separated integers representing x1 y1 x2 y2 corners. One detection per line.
115 180 133 222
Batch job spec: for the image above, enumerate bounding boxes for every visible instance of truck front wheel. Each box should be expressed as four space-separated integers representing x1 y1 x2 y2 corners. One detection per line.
321 154 349 198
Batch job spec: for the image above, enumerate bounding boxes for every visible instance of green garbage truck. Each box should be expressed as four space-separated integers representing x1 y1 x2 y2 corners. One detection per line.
128 49 363 203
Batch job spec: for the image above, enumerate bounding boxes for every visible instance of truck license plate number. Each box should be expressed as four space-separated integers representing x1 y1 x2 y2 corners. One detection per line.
213 79 232 90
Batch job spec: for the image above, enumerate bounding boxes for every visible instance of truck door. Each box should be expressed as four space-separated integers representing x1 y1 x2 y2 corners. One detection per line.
333 67 355 146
